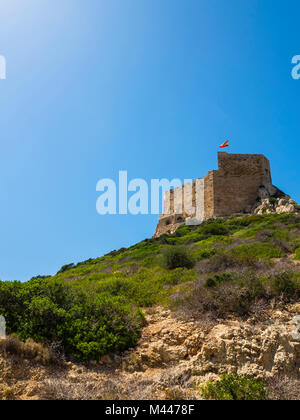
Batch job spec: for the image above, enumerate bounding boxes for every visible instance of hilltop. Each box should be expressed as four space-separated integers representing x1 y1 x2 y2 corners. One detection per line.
0 212 300 399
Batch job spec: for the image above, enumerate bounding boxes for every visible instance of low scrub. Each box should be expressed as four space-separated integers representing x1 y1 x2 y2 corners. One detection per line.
176 271 300 317
200 223 229 236
207 253 260 272
204 273 234 288
228 242 283 259
268 272 300 297
199 374 268 400
194 247 217 261
162 246 195 270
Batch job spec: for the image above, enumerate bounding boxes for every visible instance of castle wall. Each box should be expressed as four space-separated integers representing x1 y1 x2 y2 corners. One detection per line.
153 152 274 237
154 179 206 236
195 178 205 221
212 153 272 216
203 171 215 219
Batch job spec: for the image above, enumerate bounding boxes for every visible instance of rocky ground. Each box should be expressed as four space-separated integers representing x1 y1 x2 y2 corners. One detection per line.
1 303 300 400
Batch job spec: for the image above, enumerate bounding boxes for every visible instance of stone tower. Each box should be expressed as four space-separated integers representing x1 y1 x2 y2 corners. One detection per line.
154 152 284 237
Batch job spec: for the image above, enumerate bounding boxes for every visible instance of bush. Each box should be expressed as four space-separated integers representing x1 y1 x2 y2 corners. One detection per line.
199 374 268 400
194 247 217 261
162 246 195 270
205 284 256 316
177 280 259 317
201 223 229 236
207 253 259 272
204 273 234 288
0 279 145 362
270 273 300 297
269 197 277 206
57 263 75 274
295 248 300 261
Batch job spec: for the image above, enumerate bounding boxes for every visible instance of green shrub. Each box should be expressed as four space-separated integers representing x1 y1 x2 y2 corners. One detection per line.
201 223 229 236
195 235 233 247
204 273 234 288
225 215 264 230
172 225 193 237
162 246 195 270
295 248 300 261
0 279 145 362
194 247 217 261
270 273 300 297
229 242 283 259
199 374 268 400
269 197 277 206
57 263 75 274
92 272 164 307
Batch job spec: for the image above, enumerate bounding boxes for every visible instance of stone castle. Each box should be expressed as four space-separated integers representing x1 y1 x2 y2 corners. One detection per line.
154 152 293 237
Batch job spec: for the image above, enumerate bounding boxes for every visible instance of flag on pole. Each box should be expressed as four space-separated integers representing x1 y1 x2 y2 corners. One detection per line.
220 140 229 148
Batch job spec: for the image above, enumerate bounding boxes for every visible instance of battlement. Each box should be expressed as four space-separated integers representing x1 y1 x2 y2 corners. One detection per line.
154 152 278 237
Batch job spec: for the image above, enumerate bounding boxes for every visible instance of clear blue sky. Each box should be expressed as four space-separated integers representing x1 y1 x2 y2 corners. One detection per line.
0 0 299 281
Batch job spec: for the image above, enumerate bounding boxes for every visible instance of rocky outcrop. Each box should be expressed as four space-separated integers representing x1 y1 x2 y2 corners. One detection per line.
253 197 299 216
153 214 185 238
121 306 300 380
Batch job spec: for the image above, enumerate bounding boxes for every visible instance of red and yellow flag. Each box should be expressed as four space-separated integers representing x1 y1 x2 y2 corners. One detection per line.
220 140 229 148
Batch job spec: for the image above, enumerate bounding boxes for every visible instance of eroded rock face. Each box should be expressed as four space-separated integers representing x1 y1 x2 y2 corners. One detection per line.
190 323 300 378
121 307 300 381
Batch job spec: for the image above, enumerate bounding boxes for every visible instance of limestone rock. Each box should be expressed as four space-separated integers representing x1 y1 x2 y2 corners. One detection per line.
254 196 298 216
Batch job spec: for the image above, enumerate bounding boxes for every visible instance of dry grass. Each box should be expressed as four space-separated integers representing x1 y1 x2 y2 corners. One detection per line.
41 376 155 400
42 379 101 400
0 336 55 365
0 385 17 400
267 375 300 400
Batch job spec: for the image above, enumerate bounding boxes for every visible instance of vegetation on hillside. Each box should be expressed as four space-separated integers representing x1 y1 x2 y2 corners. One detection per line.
0 213 299 361
199 374 268 400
